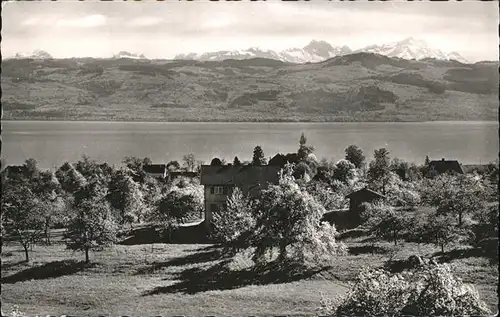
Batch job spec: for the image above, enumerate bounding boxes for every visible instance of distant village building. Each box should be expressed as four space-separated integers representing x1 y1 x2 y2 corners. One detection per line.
143 164 199 181
269 153 313 181
143 164 167 179
200 164 281 227
168 170 198 180
268 153 300 168
428 158 464 175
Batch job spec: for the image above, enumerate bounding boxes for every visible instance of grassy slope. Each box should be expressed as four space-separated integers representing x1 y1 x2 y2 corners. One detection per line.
1 55 498 122
1 228 498 316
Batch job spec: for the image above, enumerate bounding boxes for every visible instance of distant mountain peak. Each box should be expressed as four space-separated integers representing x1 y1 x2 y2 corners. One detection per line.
12 49 52 59
304 40 332 51
113 51 147 59
305 39 332 47
355 37 469 63
399 37 424 45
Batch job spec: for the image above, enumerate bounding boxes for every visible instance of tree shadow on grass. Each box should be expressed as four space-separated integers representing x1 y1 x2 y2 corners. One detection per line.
120 222 210 245
119 226 163 245
359 236 378 244
384 246 499 274
135 248 228 275
142 260 331 296
1 260 94 284
384 259 417 274
336 228 370 241
1 260 28 270
348 244 388 255
433 247 498 265
192 244 220 252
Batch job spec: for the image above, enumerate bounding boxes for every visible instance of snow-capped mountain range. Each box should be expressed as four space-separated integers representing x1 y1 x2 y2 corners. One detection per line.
7 38 469 64
12 49 53 60
175 40 353 64
6 50 147 60
355 37 468 63
175 38 469 64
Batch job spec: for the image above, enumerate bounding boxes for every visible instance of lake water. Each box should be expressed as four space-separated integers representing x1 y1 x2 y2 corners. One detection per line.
1 121 498 169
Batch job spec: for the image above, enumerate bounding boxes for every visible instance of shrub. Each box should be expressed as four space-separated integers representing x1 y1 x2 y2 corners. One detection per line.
250 173 347 265
470 202 499 244
421 174 489 227
210 187 256 248
65 197 118 263
421 214 467 253
2 183 45 262
321 263 491 316
153 187 203 230
362 203 413 246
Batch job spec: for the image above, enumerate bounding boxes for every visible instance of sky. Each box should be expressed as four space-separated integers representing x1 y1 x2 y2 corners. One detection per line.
1 1 498 61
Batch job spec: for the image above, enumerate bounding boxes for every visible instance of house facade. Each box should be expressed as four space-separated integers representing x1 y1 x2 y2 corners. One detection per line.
200 164 281 227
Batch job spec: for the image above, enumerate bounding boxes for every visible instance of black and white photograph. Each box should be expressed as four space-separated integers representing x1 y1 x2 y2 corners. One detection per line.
1 0 498 316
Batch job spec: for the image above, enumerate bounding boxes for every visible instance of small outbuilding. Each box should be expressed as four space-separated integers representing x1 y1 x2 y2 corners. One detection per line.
346 187 386 213
331 187 386 228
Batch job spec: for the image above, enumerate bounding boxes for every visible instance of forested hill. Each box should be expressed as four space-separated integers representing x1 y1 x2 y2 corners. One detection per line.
2 53 498 122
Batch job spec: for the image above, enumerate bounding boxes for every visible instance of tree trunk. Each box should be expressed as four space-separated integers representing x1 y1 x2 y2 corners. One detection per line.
23 244 29 262
45 220 51 245
85 247 90 264
393 231 397 246
441 244 444 253
278 242 288 263
458 212 463 227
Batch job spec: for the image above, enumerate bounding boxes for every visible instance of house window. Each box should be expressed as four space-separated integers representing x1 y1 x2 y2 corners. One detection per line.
214 186 224 195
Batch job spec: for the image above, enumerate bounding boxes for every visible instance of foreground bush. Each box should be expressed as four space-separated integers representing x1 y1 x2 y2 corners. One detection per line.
251 172 347 265
320 263 491 317
210 187 256 248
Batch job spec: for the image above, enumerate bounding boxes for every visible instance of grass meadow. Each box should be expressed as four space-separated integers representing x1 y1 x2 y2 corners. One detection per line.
1 227 498 316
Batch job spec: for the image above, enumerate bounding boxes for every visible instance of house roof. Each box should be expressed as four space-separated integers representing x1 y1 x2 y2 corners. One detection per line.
200 165 281 186
143 164 166 174
1 165 27 180
269 153 300 167
169 171 198 178
346 187 386 199
428 159 464 174
3 165 25 175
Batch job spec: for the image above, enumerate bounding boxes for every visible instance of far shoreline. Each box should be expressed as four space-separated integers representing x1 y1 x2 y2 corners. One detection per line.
2 118 498 124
